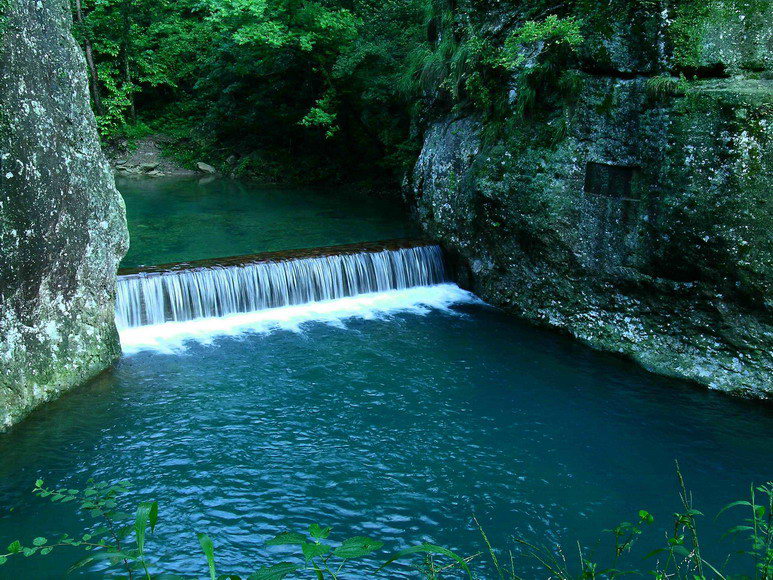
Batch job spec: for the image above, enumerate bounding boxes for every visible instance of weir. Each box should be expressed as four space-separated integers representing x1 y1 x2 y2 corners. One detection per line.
115 240 447 328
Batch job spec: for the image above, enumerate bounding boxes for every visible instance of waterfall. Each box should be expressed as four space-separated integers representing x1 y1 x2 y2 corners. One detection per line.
115 243 447 328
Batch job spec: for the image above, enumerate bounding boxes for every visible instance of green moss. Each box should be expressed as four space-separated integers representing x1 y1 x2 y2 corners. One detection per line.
669 0 771 71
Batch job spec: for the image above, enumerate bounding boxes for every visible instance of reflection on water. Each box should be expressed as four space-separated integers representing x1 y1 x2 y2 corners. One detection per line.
117 176 418 268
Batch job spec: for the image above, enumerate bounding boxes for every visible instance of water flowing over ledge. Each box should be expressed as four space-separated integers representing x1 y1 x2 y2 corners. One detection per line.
115 240 480 353
116 240 447 329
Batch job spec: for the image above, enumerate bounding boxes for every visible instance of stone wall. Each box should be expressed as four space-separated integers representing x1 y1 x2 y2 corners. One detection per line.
409 3 772 397
0 0 129 430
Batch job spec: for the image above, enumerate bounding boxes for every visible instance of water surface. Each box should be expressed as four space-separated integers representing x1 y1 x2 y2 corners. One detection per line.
117 176 417 268
0 300 770 577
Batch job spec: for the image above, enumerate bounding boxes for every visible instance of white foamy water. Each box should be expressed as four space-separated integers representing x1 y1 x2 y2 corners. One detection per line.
119 284 479 354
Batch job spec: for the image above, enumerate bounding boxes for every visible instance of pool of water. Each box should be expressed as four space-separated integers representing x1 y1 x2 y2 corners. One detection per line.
1 296 771 578
116 176 418 268
1 177 771 578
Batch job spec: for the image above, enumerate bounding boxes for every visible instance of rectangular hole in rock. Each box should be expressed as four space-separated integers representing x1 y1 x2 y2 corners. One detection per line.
584 162 640 200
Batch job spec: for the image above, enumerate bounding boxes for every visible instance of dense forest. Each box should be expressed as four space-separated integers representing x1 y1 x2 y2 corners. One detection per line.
72 0 429 183
70 0 708 184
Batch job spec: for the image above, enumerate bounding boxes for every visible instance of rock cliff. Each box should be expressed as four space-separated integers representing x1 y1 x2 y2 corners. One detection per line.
0 0 129 429
409 1 772 397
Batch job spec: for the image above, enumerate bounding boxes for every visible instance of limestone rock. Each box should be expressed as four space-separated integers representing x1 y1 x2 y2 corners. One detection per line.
409 1 773 398
0 0 129 430
197 162 217 174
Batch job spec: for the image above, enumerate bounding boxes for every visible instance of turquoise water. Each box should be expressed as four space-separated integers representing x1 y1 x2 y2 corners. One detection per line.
0 178 771 578
1 301 771 577
116 176 418 268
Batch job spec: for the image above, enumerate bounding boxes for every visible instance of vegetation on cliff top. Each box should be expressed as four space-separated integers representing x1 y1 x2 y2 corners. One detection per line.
70 0 767 184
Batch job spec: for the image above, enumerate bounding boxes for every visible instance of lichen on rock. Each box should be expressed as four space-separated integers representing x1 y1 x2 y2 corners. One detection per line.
0 0 129 430
408 3 772 397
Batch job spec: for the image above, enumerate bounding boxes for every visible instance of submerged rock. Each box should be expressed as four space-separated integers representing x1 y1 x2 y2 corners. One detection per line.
0 0 129 430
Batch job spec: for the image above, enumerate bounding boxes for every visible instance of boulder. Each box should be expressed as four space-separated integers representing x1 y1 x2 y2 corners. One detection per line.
197 162 217 174
0 0 129 429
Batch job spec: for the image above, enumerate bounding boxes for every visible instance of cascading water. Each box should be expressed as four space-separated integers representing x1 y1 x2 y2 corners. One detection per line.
115 243 448 329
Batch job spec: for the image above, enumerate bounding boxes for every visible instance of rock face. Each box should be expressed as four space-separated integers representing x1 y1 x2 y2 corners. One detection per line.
0 0 129 430
109 135 198 177
409 4 772 397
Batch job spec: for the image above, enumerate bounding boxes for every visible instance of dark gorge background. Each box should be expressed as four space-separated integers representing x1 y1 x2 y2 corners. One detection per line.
72 0 772 395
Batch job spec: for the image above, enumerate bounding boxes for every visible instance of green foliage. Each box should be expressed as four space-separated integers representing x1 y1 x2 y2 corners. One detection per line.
498 15 584 71
71 0 211 140
497 16 585 120
646 74 690 98
67 0 593 180
2 470 772 578
0 479 472 578
397 0 492 112
69 0 429 182
502 465 773 580
299 91 340 138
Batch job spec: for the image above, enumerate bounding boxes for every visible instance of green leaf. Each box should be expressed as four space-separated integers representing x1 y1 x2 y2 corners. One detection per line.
117 524 134 540
721 525 754 538
301 542 330 561
333 536 384 559
6 541 21 554
378 543 472 578
0 556 7 565
308 524 331 540
67 550 134 573
135 501 159 554
34 479 43 488
266 532 306 546
717 500 752 517
671 545 691 558
198 532 217 580
22 547 37 557
32 537 47 546
40 547 53 556
246 562 298 580
312 561 324 580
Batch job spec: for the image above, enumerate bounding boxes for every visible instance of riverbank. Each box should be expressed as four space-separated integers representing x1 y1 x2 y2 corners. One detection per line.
106 135 206 178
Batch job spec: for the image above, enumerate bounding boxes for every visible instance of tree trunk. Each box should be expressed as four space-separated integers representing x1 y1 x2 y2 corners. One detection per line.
121 0 136 122
72 0 104 116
